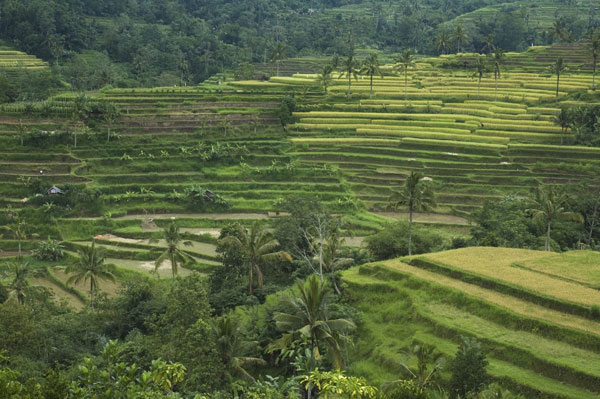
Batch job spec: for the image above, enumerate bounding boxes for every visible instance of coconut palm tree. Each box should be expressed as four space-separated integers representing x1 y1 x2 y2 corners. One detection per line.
394 50 415 100
155 222 193 280
526 185 583 251
588 31 600 90
491 48 505 101
269 43 287 77
316 64 334 94
452 24 467 53
553 107 572 145
66 241 116 308
3 219 27 257
481 34 495 54
384 341 446 395
273 275 356 370
359 53 383 98
322 226 353 296
212 313 266 383
3 258 32 305
436 29 451 55
338 54 359 99
389 171 436 256
549 57 567 97
474 56 486 98
219 222 291 296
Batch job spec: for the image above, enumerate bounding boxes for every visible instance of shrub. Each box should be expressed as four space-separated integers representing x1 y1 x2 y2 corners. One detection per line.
365 221 445 260
33 238 64 261
449 337 488 399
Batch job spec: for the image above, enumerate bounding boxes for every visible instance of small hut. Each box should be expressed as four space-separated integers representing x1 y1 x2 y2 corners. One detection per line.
47 186 64 195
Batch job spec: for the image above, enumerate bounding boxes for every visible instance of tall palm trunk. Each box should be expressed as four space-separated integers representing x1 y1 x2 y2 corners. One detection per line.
545 222 551 251
478 75 481 98
404 68 408 100
556 73 560 97
370 73 374 98
494 73 498 101
593 57 597 90
248 263 254 296
90 279 94 310
347 73 351 98
408 206 414 256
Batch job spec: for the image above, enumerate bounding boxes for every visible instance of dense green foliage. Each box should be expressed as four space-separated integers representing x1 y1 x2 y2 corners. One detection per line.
1 0 598 88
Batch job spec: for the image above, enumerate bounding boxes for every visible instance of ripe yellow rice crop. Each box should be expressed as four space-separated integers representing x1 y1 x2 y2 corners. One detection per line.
421 247 600 307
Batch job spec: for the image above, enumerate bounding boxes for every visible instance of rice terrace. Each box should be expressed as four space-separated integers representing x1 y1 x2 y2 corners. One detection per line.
0 1 600 398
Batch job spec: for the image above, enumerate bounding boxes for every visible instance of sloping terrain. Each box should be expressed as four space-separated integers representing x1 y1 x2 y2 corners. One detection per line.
342 247 600 398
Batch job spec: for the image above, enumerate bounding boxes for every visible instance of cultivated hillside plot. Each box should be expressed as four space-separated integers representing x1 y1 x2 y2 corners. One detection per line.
342 247 600 399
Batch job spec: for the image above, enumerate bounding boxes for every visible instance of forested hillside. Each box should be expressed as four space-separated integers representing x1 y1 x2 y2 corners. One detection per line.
1 0 598 88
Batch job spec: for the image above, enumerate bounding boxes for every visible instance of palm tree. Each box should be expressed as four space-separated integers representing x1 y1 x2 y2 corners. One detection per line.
384 341 445 395
549 57 567 97
474 56 486 98
316 64 334 94
452 24 467 53
212 314 266 383
359 54 383 98
553 107 572 145
436 29 451 55
2 219 28 257
219 222 291 296
526 185 583 251
338 55 359 99
154 222 193 280
481 34 495 54
66 241 116 308
3 258 32 305
588 31 600 90
389 171 436 256
491 47 505 101
394 50 415 100
548 17 570 43
269 43 287 77
273 275 356 371
322 226 353 296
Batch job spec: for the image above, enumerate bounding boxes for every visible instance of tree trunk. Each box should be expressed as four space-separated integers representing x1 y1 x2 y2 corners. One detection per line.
556 73 560 97
478 75 481 98
332 272 342 295
171 253 176 280
18 240 21 257
276 60 280 77
545 222 551 251
495 74 498 101
347 73 351 98
404 68 408 100
248 263 254 296
107 126 110 142
408 208 413 256
74 133 77 148
319 244 324 283
592 57 596 90
90 279 94 310
370 74 373 98
255 263 264 292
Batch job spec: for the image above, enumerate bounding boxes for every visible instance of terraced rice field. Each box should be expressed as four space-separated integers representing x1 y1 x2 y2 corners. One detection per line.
342 247 600 399
0 49 49 79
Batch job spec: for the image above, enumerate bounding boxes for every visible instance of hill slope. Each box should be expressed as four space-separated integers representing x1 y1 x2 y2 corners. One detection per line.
342 247 600 398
